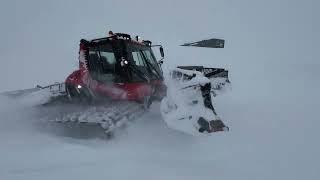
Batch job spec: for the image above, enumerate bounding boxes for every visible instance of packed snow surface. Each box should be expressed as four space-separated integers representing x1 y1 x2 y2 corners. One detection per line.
1 80 319 180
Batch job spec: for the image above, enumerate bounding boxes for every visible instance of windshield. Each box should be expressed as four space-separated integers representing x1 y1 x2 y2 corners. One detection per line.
126 43 161 79
86 40 162 82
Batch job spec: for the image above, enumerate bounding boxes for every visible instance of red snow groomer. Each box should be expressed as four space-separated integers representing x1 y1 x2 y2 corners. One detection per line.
2 32 230 136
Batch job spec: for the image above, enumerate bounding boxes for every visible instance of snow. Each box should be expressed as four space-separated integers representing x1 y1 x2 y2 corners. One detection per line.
1 0 320 179
160 69 228 135
1 92 319 180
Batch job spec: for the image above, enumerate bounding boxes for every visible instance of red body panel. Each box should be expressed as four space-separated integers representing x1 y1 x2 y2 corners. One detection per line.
65 69 162 100
65 70 83 85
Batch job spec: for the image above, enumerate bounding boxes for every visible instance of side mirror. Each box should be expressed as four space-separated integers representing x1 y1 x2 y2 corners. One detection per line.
160 46 164 58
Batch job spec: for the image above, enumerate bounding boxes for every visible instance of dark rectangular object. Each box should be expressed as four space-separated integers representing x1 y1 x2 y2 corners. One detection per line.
181 38 225 48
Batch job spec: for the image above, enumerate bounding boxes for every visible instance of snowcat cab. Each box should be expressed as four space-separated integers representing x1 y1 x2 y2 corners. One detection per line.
65 33 166 106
